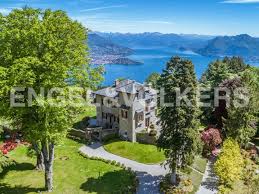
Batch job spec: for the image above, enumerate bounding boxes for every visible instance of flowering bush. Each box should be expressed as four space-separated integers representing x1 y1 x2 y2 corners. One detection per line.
201 126 222 156
0 140 18 155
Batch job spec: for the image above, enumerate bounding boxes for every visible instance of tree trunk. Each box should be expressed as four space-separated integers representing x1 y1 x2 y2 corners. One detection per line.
36 151 45 170
170 167 177 185
33 143 45 170
42 142 55 192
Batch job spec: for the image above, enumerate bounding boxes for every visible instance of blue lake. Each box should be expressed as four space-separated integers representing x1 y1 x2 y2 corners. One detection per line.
101 47 256 86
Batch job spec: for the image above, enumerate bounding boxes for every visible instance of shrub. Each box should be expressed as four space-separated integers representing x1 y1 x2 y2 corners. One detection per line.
214 138 244 189
102 134 119 143
160 174 194 194
0 152 15 173
201 127 222 156
149 124 155 130
149 129 157 136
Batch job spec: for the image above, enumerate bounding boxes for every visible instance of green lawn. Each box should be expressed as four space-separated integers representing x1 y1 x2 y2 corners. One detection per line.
78 105 96 121
104 140 166 164
0 138 135 194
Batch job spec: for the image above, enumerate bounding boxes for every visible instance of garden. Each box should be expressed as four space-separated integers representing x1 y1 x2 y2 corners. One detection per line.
0 138 136 194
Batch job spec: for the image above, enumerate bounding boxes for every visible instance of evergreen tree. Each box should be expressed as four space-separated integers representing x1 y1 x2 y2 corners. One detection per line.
222 56 249 74
157 56 201 184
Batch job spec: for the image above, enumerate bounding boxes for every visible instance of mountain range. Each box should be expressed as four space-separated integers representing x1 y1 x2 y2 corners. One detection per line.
197 34 259 59
88 32 259 64
96 32 213 49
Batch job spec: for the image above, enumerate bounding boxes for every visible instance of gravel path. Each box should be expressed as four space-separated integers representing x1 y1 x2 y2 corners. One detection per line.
79 142 169 194
196 157 218 194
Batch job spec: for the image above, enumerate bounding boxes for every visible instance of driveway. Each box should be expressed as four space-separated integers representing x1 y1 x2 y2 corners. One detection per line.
80 142 169 194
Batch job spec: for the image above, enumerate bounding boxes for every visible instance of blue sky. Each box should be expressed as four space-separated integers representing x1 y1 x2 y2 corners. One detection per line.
1 0 259 36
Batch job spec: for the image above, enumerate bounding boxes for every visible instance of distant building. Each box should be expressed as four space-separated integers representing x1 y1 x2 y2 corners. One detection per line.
93 79 158 142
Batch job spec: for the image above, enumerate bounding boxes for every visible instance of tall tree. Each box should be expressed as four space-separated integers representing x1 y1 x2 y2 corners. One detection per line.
199 60 231 125
223 67 259 145
199 57 249 126
0 8 103 191
157 56 201 184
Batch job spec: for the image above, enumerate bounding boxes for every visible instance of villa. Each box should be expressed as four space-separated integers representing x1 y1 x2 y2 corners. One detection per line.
93 79 158 142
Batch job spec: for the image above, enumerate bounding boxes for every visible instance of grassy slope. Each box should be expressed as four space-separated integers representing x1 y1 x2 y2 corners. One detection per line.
0 138 135 194
104 140 166 164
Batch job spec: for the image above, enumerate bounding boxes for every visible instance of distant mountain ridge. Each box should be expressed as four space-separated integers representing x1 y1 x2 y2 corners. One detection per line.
197 34 259 58
89 32 259 64
96 32 214 49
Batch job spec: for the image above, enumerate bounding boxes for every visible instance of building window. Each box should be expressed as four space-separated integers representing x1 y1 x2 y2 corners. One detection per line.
121 110 128 119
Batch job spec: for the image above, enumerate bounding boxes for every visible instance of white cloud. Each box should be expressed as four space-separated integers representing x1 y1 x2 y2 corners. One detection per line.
0 8 12 15
80 4 127 12
221 0 259 3
0 7 23 15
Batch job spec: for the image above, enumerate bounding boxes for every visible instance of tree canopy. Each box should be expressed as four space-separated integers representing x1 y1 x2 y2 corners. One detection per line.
0 7 103 192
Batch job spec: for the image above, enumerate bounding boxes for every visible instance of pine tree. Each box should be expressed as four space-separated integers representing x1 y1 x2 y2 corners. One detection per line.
157 56 201 184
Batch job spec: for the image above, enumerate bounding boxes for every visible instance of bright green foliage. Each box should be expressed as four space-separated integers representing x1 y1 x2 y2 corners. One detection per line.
215 138 244 190
157 56 201 177
201 57 248 87
145 72 160 89
0 8 103 191
222 56 249 74
201 60 231 88
0 153 15 173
